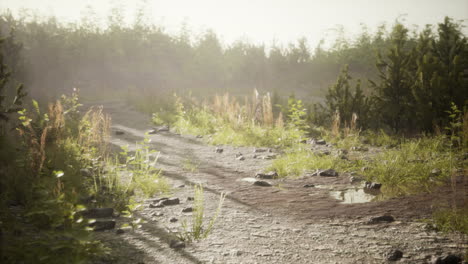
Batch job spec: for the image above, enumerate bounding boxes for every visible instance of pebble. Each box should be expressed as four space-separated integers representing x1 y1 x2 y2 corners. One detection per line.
169 240 185 249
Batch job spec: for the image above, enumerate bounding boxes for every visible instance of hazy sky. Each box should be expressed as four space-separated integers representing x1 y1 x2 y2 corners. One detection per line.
1 0 467 47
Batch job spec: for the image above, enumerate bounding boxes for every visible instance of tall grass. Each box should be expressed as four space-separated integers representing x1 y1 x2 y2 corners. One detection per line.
178 184 225 242
165 90 307 148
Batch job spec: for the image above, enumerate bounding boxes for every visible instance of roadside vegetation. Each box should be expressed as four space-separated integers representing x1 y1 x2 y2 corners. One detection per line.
0 5 467 262
137 17 467 234
0 53 169 263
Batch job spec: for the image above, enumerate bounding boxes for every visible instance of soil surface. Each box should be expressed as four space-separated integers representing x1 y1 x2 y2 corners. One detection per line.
89 100 467 264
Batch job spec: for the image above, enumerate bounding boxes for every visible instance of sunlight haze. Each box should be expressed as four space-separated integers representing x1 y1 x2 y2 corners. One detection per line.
1 0 467 47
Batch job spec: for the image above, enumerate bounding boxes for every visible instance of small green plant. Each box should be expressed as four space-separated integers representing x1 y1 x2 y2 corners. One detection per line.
119 135 170 198
178 184 225 242
182 158 200 173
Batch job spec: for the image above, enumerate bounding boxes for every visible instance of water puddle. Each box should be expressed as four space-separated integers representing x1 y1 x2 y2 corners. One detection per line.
330 188 381 204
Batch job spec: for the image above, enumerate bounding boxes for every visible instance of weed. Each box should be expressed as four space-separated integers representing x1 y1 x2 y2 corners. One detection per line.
178 184 225 242
119 135 170 198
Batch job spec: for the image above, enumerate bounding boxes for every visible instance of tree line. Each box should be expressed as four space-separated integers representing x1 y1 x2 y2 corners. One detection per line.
321 18 467 133
0 8 466 134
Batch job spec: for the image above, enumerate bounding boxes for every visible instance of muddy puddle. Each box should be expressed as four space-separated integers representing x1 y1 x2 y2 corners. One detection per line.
330 188 382 204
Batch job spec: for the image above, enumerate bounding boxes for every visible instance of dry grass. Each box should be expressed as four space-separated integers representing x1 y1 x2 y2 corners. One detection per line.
78 106 111 157
331 110 340 138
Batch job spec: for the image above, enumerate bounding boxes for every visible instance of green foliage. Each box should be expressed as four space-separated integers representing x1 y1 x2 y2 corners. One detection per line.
361 129 399 147
150 95 183 127
370 23 414 132
178 184 225 242
118 136 170 198
0 32 26 124
361 137 453 196
431 208 468 235
269 147 357 178
286 96 309 136
174 107 217 136
324 65 370 128
1 89 170 263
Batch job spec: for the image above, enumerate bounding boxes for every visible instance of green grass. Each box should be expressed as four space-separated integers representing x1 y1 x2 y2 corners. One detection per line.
173 108 305 148
178 184 225 242
269 146 359 178
118 136 170 198
361 136 453 196
431 208 468 235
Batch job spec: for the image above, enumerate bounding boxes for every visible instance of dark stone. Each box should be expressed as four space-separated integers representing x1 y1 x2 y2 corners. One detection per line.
315 139 326 145
115 130 124 135
170 240 186 249
169 217 178 223
182 207 193 213
253 180 272 187
187 197 194 201
367 215 395 224
160 198 180 206
318 169 338 177
116 229 125 235
178 184 185 188
364 181 382 190
255 172 278 179
386 249 403 261
152 197 169 203
215 147 224 153
303 184 315 188
430 254 462 264
90 220 116 231
81 208 114 218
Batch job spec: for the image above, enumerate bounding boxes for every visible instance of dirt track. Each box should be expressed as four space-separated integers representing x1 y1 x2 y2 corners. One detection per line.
91 101 467 264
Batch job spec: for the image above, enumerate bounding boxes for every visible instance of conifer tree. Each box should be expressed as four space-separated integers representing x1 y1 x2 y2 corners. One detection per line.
370 23 413 133
410 26 443 131
433 17 468 111
325 65 370 128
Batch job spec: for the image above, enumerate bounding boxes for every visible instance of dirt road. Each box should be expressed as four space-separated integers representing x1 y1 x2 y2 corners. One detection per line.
92 101 467 264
